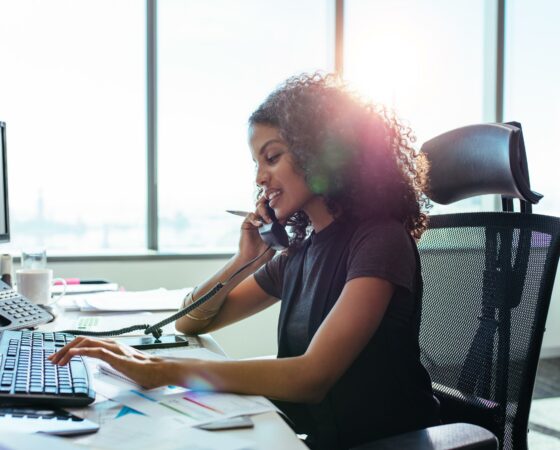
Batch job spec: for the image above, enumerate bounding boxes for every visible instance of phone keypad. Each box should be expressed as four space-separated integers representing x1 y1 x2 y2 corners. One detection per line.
0 288 54 331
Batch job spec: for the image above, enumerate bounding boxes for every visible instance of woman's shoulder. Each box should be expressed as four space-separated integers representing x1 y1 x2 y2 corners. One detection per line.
350 217 413 246
345 218 417 288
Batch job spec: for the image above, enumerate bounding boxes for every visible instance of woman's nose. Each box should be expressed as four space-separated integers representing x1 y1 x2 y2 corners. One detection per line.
255 165 269 187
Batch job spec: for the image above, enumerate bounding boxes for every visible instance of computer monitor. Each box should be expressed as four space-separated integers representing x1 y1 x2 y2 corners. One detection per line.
0 122 10 243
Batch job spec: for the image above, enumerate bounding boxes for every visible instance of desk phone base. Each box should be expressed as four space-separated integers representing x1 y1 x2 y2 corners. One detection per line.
0 281 54 332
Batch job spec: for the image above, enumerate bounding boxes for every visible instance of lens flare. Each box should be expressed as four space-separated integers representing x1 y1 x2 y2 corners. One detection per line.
182 374 217 391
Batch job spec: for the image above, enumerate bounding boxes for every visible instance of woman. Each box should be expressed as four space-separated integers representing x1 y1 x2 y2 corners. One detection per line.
50 73 440 449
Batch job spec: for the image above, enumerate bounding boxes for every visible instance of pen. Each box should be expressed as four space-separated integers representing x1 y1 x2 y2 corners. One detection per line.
80 279 111 284
226 210 252 218
53 278 110 285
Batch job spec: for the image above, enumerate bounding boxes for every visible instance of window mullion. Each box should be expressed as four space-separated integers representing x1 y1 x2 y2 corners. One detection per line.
147 0 158 250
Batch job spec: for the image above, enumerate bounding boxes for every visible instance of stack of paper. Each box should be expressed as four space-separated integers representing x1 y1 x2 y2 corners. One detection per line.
92 347 278 429
76 415 253 450
66 348 281 450
110 387 277 429
0 432 85 450
61 288 192 312
52 282 119 295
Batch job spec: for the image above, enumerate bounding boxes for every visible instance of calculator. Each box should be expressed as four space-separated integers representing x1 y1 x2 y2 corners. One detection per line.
0 281 54 332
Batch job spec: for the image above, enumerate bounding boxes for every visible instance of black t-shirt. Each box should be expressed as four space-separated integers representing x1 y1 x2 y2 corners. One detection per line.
254 218 439 449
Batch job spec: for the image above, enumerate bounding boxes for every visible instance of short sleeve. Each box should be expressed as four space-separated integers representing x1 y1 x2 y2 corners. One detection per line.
346 221 416 293
253 252 288 299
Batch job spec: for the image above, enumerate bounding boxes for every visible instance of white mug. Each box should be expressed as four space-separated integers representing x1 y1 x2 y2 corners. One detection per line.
15 269 67 306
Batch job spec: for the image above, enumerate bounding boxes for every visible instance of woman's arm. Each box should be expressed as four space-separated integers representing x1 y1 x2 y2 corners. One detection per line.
51 276 393 403
175 197 279 335
174 253 276 335
174 276 393 402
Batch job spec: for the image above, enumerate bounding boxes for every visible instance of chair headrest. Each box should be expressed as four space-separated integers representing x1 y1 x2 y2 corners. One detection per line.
420 122 542 205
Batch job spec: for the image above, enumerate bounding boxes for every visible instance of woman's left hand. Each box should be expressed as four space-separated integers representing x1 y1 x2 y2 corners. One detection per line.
48 336 173 389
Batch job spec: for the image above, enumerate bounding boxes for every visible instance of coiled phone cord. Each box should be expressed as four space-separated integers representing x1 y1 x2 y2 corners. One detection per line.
59 246 272 340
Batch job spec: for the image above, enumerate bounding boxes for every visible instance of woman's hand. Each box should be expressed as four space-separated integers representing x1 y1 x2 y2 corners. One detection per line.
48 336 173 390
238 195 275 262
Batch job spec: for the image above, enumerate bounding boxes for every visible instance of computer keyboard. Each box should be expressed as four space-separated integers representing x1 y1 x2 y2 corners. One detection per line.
0 330 95 407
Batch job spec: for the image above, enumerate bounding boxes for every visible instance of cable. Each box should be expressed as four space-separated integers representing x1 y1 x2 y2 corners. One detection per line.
59 246 272 340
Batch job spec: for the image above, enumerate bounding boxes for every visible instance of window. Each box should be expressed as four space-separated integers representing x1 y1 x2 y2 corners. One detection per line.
504 0 560 216
0 0 331 253
157 0 331 251
344 0 495 214
0 0 146 251
3 1 551 255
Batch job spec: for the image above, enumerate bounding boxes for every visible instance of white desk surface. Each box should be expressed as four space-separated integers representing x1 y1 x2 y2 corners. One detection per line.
38 308 306 450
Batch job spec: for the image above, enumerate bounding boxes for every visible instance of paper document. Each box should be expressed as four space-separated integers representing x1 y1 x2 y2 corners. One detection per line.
76 414 253 450
63 288 192 312
67 398 128 427
0 432 84 450
53 282 119 296
101 349 277 428
112 388 278 427
70 312 155 332
161 391 277 424
98 348 227 387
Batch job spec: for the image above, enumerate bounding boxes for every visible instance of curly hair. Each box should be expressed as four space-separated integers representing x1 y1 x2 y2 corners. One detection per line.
249 73 430 245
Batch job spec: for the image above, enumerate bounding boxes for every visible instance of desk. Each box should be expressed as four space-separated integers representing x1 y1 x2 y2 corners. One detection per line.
38 308 306 450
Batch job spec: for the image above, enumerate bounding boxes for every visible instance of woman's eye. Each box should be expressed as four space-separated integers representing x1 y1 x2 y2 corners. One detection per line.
267 153 281 163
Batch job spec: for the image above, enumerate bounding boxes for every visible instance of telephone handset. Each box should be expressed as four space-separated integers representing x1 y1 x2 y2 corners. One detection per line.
0 281 54 332
258 203 289 251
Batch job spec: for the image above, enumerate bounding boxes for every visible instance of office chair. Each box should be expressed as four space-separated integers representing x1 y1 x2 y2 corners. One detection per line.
351 122 560 450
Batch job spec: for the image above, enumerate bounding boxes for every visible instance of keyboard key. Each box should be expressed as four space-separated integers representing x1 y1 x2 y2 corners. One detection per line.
69 361 88 379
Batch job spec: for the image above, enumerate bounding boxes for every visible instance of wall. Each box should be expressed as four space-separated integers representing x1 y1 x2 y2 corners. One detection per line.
46 257 560 359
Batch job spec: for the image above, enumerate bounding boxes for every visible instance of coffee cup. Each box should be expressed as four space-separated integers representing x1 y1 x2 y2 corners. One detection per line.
15 269 67 306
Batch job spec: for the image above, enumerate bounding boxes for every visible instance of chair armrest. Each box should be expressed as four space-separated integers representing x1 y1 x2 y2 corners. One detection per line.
350 423 498 450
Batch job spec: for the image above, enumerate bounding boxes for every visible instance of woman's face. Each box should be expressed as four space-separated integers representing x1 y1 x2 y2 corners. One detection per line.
249 124 316 221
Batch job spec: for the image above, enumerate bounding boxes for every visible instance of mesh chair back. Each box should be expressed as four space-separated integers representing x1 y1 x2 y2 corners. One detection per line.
418 212 560 450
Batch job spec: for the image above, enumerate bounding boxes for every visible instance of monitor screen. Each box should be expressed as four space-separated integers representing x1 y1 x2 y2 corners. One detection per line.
0 122 9 243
